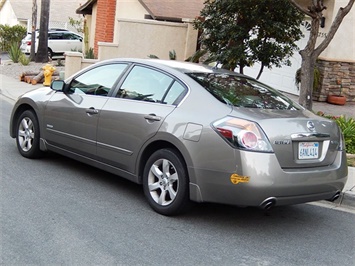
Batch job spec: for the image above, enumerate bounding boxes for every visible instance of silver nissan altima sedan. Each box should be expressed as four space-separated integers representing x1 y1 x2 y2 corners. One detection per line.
10 58 348 215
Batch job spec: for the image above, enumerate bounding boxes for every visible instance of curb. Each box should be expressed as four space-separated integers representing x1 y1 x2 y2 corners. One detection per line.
334 191 355 209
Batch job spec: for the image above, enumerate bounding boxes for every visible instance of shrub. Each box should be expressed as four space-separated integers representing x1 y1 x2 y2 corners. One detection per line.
8 42 22 63
0 24 27 52
84 47 95 59
56 58 64 66
317 112 355 154
335 116 355 154
19 53 30 65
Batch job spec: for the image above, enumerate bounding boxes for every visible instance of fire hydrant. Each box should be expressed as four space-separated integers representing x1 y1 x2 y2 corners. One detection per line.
43 64 56 86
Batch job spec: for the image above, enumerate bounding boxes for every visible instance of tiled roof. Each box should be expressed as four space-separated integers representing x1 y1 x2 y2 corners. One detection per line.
139 0 204 21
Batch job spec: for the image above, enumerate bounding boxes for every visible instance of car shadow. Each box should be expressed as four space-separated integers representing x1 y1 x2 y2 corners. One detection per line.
39 151 342 230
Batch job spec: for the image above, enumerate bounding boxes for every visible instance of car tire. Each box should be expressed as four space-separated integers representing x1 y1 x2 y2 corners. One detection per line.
16 110 43 159
48 48 53 59
143 148 190 216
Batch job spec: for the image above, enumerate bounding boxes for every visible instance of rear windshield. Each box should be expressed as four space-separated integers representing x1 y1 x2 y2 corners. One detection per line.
187 73 300 110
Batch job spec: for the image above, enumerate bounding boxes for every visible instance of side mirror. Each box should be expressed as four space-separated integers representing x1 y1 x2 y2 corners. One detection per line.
51 80 65 91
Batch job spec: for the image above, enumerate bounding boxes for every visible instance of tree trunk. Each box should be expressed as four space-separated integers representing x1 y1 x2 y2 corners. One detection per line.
31 71 44 84
24 75 36 83
299 52 317 110
30 0 37 61
36 0 50 63
256 63 264 80
19 71 40 81
290 0 355 110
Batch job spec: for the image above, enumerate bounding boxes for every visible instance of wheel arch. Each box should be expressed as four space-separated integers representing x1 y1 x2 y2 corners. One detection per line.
10 104 38 138
137 140 192 185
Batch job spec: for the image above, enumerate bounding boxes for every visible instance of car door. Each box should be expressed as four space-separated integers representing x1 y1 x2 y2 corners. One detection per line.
62 32 83 52
96 64 187 173
43 63 128 157
47 32 62 53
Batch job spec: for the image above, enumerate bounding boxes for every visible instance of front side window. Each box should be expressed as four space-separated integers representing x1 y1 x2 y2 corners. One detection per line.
117 66 174 103
188 73 300 110
48 33 63 40
70 64 128 96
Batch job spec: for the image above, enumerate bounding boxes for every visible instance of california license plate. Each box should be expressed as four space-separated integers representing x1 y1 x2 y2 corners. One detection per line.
298 142 319 159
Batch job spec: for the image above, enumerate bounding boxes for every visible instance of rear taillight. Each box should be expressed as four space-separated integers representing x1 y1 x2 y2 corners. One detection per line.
213 117 273 152
26 41 31 45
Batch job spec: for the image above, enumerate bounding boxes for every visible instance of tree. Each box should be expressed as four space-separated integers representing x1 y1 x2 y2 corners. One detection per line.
30 0 37 61
36 0 50 63
194 0 304 78
290 0 355 110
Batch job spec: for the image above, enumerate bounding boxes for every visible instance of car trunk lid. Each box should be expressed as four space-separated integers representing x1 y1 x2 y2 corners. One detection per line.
230 108 341 169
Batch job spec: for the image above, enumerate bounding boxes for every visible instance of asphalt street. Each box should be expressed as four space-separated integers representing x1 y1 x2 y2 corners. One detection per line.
1 94 355 265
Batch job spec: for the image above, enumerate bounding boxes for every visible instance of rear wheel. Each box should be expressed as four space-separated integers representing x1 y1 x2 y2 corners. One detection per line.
143 149 190 216
16 110 43 158
48 48 53 59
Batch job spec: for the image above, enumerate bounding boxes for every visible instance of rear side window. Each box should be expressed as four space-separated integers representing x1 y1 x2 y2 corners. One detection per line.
188 73 300 110
164 82 186 105
63 33 81 40
117 65 186 104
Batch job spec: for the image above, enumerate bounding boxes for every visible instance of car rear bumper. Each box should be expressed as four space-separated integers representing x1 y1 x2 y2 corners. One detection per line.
189 150 348 207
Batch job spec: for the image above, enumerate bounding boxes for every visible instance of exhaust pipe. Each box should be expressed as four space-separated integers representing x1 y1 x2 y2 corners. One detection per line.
327 191 341 202
259 197 276 211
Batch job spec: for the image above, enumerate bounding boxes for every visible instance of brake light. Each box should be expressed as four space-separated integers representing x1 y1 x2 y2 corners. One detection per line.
213 117 273 152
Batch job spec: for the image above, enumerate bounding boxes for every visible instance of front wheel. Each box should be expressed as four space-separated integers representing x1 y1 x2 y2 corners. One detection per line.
143 149 190 216
16 110 43 158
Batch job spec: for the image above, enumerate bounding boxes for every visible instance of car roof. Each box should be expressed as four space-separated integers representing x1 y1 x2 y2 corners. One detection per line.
103 58 237 75
128 59 252 81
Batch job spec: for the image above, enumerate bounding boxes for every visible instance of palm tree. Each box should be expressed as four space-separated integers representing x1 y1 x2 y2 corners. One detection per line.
30 0 37 61
35 0 50 63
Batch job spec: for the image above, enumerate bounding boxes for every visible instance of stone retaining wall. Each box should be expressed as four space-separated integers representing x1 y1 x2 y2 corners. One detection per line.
313 58 355 102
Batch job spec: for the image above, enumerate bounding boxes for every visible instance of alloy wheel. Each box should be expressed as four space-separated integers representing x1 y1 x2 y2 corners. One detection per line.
147 158 179 206
18 116 35 152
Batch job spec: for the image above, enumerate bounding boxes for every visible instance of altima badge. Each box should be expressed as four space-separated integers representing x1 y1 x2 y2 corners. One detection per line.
307 121 315 132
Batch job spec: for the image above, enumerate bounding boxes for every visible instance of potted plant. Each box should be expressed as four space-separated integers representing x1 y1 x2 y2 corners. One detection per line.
327 78 347 105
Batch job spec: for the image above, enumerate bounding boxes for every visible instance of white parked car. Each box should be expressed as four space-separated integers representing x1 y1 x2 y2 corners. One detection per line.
20 29 83 58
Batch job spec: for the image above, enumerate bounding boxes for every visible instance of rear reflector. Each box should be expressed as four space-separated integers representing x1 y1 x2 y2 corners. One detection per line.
217 127 233 139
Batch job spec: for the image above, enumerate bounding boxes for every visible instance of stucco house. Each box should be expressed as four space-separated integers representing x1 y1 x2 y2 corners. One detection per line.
67 0 354 102
0 0 83 32
2 0 354 102
245 0 355 102
75 0 204 61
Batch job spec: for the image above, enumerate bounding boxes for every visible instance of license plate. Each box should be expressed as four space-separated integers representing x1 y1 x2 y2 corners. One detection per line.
298 142 319 159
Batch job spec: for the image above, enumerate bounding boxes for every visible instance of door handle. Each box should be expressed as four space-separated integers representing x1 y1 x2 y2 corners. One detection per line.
144 114 161 122
86 107 99 115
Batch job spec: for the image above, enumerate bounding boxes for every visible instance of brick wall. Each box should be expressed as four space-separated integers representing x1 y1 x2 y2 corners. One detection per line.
94 0 116 56
313 59 355 103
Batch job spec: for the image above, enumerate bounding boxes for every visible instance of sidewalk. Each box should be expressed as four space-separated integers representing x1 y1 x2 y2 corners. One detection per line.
0 73 43 100
1 66 354 209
